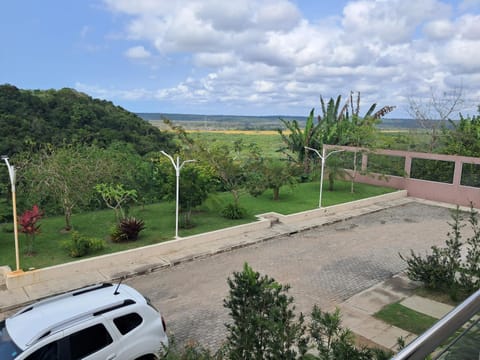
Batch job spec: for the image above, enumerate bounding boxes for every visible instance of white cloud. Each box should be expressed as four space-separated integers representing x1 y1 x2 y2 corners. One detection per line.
125 45 151 59
342 0 450 44
442 39 480 72
97 0 480 116
254 80 275 93
75 82 151 100
194 52 237 67
423 20 455 40
456 14 480 39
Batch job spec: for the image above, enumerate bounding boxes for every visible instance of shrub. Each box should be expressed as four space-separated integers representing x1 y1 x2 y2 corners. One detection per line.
19 205 43 255
221 203 246 220
160 336 224 360
400 206 480 300
62 231 105 258
224 262 308 359
458 207 480 294
310 306 393 359
110 217 145 242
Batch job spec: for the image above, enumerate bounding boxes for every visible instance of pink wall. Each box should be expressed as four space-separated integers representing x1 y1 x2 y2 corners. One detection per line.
323 145 480 208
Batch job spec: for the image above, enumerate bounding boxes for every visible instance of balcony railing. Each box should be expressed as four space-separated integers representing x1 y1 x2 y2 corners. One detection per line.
391 288 480 360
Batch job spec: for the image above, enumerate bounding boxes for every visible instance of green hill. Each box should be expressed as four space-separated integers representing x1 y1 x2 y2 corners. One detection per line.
0 84 174 156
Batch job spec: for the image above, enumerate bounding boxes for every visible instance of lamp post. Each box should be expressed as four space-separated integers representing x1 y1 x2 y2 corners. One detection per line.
305 146 345 208
160 151 195 239
2 156 20 271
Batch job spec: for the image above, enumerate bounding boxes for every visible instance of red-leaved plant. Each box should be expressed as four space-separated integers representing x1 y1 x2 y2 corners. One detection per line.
19 205 44 255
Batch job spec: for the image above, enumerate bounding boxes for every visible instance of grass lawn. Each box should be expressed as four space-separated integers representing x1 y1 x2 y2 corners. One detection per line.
374 302 439 335
0 180 394 271
413 287 461 306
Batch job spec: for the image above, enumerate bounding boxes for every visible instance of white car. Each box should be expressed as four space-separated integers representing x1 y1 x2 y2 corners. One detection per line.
0 282 168 360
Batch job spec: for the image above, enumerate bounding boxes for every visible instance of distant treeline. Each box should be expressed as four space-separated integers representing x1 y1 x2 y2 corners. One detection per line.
137 112 433 130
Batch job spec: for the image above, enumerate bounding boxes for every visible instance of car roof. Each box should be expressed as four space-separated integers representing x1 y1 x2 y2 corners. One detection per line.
6 283 144 350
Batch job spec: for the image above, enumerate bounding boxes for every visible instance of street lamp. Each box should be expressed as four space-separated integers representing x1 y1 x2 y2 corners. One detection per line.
160 151 196 239
2 156 20 271
305 146 345 208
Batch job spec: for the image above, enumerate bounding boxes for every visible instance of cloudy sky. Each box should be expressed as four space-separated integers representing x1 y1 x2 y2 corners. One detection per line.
1 0 479 118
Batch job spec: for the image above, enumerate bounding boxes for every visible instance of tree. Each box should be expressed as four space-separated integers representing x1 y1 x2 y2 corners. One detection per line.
95 183 138 222
246 159 301 200
318 92 394 192
408 86 464 152
0 84 176 156
317 95 350 146
342 92 395 193
278 108 322 175
224 262 308 359
18 145 118 230
154 156 214 227
325 155 351 191
162 119 252 219
442 108 480 157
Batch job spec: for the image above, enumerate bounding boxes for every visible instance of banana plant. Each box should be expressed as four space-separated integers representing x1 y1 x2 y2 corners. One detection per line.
278 108 322 174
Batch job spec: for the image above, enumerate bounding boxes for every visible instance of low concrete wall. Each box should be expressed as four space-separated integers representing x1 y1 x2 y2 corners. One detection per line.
4 191 407 290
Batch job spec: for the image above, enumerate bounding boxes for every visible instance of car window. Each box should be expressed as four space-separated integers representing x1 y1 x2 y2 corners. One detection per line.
113 313 143 335
69 324 112 360
24 341 58 360
0 320 22 359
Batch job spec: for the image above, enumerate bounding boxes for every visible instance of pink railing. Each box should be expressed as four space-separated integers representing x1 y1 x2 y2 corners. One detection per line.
323 145 480 208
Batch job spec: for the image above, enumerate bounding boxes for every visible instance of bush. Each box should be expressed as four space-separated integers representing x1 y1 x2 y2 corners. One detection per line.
160 336 224 360
400 206 480 300
110 217 145 242
224 262 308 359
221 203 246 220
62 231 105 258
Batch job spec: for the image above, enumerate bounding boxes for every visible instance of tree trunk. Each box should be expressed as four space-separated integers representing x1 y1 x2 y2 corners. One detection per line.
64 207 72 231
232 189 240 207
328 173 335 191
273 187 280 201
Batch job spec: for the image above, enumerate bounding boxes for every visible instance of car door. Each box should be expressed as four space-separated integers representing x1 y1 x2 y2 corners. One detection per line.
64 322 118 360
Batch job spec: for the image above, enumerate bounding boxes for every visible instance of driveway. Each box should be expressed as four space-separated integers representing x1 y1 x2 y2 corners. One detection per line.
125 202 454 350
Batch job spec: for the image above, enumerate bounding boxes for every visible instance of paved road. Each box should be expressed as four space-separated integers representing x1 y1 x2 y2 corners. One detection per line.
125 202 454 350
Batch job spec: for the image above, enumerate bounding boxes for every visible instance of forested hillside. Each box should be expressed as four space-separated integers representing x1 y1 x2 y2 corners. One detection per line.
0 84 174 155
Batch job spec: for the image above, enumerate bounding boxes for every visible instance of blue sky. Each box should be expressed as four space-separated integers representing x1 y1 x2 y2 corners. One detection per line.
1 0 480 118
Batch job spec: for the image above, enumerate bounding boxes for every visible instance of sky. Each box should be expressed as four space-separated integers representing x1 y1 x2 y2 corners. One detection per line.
1 0 480 118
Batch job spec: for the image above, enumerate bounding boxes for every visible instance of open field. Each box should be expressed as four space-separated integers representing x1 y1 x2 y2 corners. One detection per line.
171 128 435 157
187 130 285 158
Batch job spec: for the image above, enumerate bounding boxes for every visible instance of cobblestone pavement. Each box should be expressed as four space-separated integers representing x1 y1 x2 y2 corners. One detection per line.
126 202 455 350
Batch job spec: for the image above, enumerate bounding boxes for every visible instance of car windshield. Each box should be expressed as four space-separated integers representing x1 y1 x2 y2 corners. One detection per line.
0 320 22 359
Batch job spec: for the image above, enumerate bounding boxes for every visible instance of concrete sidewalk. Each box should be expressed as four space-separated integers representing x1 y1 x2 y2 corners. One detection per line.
0 193 460 351
339 274 454 351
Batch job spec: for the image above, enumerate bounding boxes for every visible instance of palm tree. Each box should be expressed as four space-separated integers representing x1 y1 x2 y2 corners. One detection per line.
278 108 322 175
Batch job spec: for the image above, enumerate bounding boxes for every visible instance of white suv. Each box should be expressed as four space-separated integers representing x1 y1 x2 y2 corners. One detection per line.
0 282 168 360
